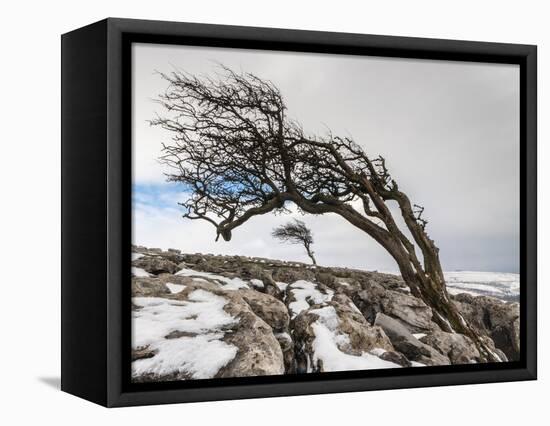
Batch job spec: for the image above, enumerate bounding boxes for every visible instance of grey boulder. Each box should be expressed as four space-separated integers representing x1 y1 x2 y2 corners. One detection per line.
420 330 481 364
375 313 450 366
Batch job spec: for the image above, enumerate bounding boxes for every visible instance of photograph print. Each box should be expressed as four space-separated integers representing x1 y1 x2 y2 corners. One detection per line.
130 42 520 383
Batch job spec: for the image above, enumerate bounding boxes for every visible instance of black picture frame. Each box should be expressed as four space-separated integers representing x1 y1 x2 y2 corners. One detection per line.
61 17 537 407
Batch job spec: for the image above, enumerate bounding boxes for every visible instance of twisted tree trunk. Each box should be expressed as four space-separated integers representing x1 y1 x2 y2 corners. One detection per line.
392 250 503 362
305 244 317 265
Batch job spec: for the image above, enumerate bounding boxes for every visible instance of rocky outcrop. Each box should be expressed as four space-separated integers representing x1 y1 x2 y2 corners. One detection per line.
352 281 440 333
237 265 283 299
130 246 517 383
453 293 520 361
217 297 285 378
238 288 290 333
133 255 179 275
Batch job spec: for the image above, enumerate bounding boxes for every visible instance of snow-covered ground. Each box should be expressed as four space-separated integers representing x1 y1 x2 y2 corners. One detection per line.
131 266 151 277
444 271 519 301
382 270 520 302
132 291 238 380
287 280 334 318
309 305 401 371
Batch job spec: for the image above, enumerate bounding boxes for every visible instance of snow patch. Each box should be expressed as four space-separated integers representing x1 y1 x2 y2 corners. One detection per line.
250 279 264 289
132 252 145 261
444 271 519 300
132 267 151 277
132 290 238 380
309 306 401 372
275 282 289 292
368 348 387 357
288 280 334 318
166 282 186 294
446 287 480 297
378 270 519 301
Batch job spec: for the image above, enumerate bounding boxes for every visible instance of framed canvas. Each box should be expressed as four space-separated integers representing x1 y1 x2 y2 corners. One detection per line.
61 18 537 407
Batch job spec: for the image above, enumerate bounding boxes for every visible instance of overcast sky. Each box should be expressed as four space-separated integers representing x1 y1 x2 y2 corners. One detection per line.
132 42 520 273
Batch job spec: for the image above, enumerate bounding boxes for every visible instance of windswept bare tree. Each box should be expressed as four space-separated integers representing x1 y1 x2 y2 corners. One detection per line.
152 66 501 362
272 220 316 265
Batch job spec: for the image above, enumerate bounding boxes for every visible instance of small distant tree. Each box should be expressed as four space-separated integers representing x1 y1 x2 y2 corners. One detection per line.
272 220 317 265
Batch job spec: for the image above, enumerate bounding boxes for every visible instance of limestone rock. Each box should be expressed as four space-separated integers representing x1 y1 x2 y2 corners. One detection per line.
374 313 450 366
352 281 440 333
454 293 520 361
272 267 316 284
237 265 283 299
132 277 170 297
218 292 285 377
377 350 411 367
420 331 481 364
275 332 295 373
292 295 401 373
133 255 179 275
238 288 290 333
